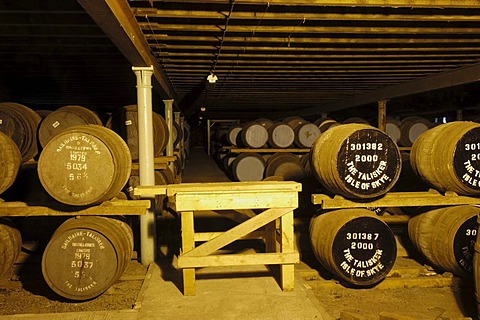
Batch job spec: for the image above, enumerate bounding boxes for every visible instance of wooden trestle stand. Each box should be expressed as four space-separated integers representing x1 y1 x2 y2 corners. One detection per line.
135 181 301 296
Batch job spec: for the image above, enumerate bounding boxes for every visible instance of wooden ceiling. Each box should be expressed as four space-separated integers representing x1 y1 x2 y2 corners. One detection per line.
1 0 480 123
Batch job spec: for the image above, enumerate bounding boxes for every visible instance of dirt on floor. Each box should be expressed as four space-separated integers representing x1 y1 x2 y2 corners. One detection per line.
0 258 147 316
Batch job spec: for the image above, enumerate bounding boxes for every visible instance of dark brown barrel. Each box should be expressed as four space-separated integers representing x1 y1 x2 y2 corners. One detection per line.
231 152 265 181
284 116 307 130
264 152 305 182
314 117 340 133
0 131 22 195
268 122 295 148
391 152 429 192
226 125 242 146
106 105 169 160
411 121 480 195
0 102 41 162
38 105 103 148
38 125 132 206
310 209 397 287
408 205 480 277
41 216 133 301
294 122 321 148
343 117 370 125
311 123 402 199
474 215 480 317
171 121 183 147
398 116 432 147
385 118 401 145
0 217 22 279
240 122 268 148
255 118 274 130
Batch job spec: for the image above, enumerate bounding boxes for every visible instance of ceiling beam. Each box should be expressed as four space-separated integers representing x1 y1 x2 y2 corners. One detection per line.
283 62 480 117
147 0 480 8
76 0 177 102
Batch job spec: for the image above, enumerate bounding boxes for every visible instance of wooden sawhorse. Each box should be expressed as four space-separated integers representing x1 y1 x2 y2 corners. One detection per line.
135 181 301 295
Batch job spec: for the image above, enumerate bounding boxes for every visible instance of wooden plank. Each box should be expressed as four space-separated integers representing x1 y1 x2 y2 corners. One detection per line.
183 208 295 257
181 211 196 296
3 310 138 320
173 191 298 211
0 200 150 217
133 262 154 311
280 212 295 291
312 190 480 209
194 231 265 242
176 252 299 268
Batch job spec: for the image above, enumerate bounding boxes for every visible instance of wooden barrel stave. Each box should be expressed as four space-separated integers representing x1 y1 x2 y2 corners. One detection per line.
411 121 480 195
311 123 402 199
310 208 397 286
0 131 22 195
408 205 480 277
0 217 22 279
41 216 133 301
38 125 132 206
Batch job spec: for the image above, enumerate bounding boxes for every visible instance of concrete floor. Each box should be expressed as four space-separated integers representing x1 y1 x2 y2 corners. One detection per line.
138 146 331 319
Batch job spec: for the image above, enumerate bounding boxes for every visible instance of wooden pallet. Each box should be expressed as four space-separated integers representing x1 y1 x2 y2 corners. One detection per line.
135 181 302 296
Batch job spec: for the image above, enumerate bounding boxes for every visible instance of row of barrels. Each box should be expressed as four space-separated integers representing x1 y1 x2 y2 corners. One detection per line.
212 115 434 152
221 121 480 200
310 205 480 287
0 215 134 301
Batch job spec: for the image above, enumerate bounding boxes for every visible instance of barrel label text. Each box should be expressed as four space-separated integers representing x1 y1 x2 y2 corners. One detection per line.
453 128 480 191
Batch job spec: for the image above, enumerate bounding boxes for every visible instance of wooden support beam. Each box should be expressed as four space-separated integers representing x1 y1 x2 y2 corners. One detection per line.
378 100 387 132
176 252 299 268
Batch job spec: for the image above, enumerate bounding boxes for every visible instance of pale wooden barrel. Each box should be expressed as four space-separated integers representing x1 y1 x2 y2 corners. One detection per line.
38 125 132 206
42 216 133 301
0 218 22 279
408 205 480 277
385 118 401 145
0 102 41 162
268 122 295 148
231 152 266 181
411 121 480 195
240 122 268 148
0 131 22 195
311 123 402 199
264 153 305 182
343 117 370 125
399 116 432 147
310 209 397 286
38 105 103 148
294 122 321 148
474 215 480 317
226 125 243 146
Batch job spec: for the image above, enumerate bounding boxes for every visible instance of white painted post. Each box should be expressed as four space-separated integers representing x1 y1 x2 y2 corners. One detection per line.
132 66 156 265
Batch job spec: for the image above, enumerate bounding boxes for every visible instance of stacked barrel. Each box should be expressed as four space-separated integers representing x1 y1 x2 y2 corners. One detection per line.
0 102 179 300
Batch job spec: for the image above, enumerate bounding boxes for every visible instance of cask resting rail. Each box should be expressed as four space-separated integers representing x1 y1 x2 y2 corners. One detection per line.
135 181 301 296
0 199 150 216
312 189 480 209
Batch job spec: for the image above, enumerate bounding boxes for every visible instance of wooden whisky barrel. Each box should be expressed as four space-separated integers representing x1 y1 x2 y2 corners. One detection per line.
127 171 167 213
38 105 103 148
264 153 305 182
314 117 340 133
385 118 401 144
42 216 133 301
408 205 480 277
284 116 307 130
310 209 397 287
311 123 402 199
343 117 370 125
38 125 132 206
231 152 266 181
240 122 268 149
106 105 169 160
0 218 22 279
0 131 22 195
0 102 41 162
398 116 432 147
226 125 243 146
474 215 480 317
268 122 295 148
294 122 321 148
411 121 480 195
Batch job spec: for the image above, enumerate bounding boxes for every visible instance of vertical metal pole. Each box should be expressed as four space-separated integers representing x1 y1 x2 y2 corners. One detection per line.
207 119 212 156
132 66 156 265
378 100 387 132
